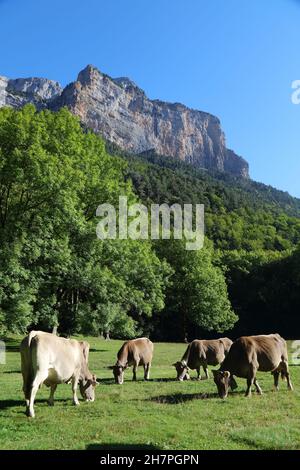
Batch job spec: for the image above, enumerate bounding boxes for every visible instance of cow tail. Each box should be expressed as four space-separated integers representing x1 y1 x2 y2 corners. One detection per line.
28 332 38 389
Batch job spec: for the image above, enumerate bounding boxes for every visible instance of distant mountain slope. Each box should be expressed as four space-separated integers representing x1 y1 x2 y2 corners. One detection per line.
106 144 300 251
0 65 249 178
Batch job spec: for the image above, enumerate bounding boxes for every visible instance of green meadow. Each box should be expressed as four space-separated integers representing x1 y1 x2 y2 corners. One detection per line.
0 337 299 450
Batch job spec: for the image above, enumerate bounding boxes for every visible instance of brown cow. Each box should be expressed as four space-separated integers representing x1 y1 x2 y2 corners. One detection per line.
111 338 153 384
173 338 233 381
20 331 98 417
213 334 293 398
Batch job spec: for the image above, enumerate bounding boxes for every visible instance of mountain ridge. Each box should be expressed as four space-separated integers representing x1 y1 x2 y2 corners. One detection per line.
0 65 249 179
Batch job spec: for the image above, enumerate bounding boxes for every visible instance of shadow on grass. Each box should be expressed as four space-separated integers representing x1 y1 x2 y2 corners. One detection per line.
229 435 290 451
89 349 109 353
148 378 176 383
98 377 178 385
149 392 218 404
3 370 21 374
0 398 70 411
87 443 160 451
149 390 250 404
4 345 20 352
97 377 116 385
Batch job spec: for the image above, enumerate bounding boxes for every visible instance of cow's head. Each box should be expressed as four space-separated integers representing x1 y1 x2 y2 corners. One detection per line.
172 361 190 381
79 341 98 401
79 374 98 402
212 370 231 399
109 362 127 384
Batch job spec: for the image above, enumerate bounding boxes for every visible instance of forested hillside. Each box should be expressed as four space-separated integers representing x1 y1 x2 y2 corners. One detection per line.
107 146 300 339
114 149 300 252
0 106 299 340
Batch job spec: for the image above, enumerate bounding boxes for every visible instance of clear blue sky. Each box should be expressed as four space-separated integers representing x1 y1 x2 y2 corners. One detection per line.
1 0 300 197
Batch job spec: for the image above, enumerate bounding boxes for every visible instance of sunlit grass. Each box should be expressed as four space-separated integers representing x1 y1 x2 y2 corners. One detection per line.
0 336 299 450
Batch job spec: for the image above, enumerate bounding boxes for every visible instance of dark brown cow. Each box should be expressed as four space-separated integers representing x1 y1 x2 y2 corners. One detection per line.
213 334 293 398
173 338 233 381
111 338 154 384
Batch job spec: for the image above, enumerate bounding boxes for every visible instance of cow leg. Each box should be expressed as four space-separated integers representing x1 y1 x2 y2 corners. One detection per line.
272 370 280 391
281 361 293 391
28 370 48 418
72 376 80 405
132 363 138 381
196 368 201 381
245 377 254 397
48 384 57 406
203 364 209 380
144 363 150 381
254 378 263 395
245 365 257 397
22 371 31 412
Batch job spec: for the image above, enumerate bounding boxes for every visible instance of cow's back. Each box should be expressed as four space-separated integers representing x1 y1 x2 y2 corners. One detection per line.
219 337 233 355
21 331 82 384
185 340 225 368
221 335 287 377
119 338 153 365
201 340 226 365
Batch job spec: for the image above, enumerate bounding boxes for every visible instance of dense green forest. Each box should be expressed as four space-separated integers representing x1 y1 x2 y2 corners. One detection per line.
0 106 299 340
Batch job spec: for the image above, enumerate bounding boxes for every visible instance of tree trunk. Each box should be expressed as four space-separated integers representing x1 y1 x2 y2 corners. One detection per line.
182 307 188 343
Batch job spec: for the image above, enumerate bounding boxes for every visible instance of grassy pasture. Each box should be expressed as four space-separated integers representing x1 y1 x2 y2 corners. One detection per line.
0 336 299 450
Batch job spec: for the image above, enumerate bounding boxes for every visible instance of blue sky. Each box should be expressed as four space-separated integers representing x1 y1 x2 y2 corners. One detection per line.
0 0 300 197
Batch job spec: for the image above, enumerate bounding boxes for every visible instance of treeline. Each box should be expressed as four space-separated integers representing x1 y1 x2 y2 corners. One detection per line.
0 106 299 340
0 106 235 339
109 145 300 339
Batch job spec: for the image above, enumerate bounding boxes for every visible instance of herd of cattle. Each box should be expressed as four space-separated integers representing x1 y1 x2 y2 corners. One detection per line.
20 331 293 417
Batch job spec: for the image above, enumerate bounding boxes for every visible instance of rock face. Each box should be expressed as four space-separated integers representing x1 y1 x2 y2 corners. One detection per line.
0 65 249 178
0 75 62 109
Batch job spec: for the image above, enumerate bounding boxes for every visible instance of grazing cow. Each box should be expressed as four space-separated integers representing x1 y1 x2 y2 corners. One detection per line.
111 338 153 384
173 338 233 381
213 334 293 398
20 331 98 418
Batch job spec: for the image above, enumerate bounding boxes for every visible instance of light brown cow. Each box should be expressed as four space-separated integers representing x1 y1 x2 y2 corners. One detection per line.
20 331 98 417
173 338 233 381
111 338 154 384
213 334 293 398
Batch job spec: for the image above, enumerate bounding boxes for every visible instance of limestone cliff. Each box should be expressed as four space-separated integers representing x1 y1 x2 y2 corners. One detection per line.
0 65 249 178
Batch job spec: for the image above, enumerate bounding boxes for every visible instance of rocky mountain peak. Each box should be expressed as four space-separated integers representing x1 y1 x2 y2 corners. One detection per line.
0 65 249 178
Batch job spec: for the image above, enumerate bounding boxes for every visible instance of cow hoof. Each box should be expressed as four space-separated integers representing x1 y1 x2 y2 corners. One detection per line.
48 401 54 406
73 401 80 406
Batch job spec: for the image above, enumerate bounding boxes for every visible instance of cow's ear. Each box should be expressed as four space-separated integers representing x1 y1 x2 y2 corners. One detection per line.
107 365 114 370
172 362 178 367
224 371 230 378
91 374 98 386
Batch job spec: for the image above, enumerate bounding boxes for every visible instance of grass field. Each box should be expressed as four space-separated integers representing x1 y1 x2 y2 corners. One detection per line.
0 336 299 450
